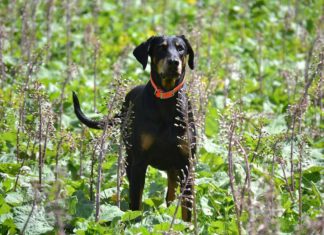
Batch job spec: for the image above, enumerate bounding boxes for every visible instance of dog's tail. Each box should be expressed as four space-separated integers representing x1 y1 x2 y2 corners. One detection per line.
72 91 105 130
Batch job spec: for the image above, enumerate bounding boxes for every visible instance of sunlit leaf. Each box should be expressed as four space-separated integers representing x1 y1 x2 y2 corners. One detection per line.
121 210 142 222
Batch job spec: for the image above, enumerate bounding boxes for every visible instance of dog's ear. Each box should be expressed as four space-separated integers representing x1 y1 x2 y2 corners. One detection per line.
133 36 154 70
180 35 194 70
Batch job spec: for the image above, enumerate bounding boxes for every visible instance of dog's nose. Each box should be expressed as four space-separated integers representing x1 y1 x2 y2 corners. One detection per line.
167 58 180 67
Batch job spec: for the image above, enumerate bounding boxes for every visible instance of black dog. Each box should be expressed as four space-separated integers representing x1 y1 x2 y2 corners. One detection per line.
73 35 196 221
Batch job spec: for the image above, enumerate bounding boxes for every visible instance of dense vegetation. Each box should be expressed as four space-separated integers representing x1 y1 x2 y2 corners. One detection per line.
0 0 323 234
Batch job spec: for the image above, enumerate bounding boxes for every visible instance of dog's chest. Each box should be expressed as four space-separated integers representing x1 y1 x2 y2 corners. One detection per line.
137 112 189 153
138 117 191 170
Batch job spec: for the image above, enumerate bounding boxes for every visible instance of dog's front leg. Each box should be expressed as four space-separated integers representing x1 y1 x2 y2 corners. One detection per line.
129 162 148 211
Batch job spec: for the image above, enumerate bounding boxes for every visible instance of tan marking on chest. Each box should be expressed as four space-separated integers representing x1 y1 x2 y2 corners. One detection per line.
141 133 154 150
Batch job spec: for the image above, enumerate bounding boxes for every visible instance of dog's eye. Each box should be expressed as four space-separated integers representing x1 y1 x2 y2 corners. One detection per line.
176 45 184 52
158 44 167 50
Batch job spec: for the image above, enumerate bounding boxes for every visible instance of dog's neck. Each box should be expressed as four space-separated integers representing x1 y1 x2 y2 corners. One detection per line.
149 68 186 99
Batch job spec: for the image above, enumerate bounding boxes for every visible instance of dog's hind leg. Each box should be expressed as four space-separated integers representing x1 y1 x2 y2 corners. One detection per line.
166 169 179 206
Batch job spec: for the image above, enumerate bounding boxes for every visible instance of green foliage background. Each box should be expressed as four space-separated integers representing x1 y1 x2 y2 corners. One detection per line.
0 0 323 234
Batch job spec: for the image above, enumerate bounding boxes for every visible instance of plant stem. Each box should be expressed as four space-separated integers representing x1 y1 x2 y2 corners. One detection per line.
55 137 63 181
90 142 97 202
79 128 85 178
0 26 5 88
298 142 303 227
227 115 242 235
289 116 296 192
95 81 121 221
236 139 253 233
21 186 38 234
38 90 43 188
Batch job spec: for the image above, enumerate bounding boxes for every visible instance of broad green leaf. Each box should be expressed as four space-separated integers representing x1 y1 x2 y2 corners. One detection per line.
100 187 117 199
200 196 213 216
5 192 23 206
99 204 124 222
1 178 13 192
0 163 21 175
154 222 186 232
121 210 142 222
143 198 155 207
74 190 94 219
127 226 150 235
263 114 287 134
302 166 323 185
13 205 54 235
202 136 218 153
311 182 322 206
0 202 11 215
209 221 223 233
0 217 17 235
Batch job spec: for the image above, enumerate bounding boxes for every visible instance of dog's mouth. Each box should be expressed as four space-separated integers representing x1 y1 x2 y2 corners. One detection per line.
161 78 177 91
159 70 181 80
159 70 182 90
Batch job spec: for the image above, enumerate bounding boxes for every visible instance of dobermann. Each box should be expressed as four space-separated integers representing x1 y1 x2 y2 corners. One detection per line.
72 35 196 221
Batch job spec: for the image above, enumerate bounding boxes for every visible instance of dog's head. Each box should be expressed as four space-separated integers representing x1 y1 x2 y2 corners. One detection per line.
133 35 194 90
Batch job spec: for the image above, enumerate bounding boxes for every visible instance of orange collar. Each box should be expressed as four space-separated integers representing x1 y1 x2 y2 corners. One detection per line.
150 74 185 99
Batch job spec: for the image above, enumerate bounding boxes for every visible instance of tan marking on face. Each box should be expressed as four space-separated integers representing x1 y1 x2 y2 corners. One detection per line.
157 58 168 74
141 133 154 150
158 58 183 77
182 55 187 69
175 42 179 47
162 41 167 46
177 60 183 74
